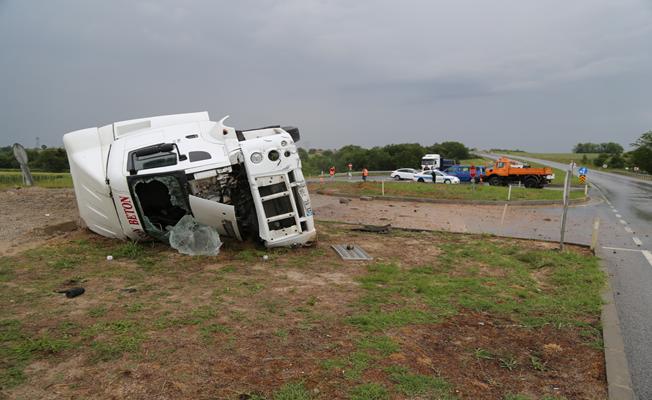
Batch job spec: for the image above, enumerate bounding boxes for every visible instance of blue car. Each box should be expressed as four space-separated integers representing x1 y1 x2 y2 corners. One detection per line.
444 165 486 183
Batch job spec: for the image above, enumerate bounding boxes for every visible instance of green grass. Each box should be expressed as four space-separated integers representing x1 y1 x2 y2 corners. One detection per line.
388 366 455 399
348 241 605 330
310 181 585 202
273 382 312 400
349 383 389 400
0 170 72 189
0 224 605 397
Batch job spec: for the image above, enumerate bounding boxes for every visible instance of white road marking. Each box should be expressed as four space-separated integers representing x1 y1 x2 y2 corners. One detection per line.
616 214 622 218
620 219 627 225
643 251 652 267
603 246 641 252
633 237 643 246
624 226 634 233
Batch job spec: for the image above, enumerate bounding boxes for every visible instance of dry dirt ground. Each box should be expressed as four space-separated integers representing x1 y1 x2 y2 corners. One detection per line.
0 188 606 399
0 188 78 255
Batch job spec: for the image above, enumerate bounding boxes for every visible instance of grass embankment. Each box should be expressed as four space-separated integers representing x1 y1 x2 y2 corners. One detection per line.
501 152 599 166
310 181 585 202
0 171 72 189
0 223 605 399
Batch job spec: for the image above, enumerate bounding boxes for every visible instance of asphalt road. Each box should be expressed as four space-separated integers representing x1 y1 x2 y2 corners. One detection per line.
484 153 652 399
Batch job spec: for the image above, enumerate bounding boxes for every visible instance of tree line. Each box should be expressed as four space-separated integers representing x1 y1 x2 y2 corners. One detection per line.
298 141 471 175
573 142 623 154
573 132 652 173
0 146 69 172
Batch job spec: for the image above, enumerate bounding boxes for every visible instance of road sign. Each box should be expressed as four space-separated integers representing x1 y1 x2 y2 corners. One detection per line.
12 143 34 186
578 166 588 175
579 175 586 184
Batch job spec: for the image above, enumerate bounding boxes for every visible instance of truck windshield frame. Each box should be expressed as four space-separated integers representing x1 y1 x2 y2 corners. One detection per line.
127 143 178 174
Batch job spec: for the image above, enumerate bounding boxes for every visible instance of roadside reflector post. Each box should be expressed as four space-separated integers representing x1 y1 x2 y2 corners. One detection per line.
584 184 588 196
507 185 512 201
590 217 600 254
381 180 385 196
559 163 573 251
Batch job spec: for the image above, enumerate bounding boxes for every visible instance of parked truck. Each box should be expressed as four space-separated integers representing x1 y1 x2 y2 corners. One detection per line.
484 157 554 188
420 154 456 170
63 112 316 248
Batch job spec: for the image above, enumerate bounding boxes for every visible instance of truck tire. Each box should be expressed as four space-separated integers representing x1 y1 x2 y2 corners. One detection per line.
524 176 538 188
488 176 501 186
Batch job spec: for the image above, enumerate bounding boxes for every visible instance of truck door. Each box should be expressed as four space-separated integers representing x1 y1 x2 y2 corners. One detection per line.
126 171 191 241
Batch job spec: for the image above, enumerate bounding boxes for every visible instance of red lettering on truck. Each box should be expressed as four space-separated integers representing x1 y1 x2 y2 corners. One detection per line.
119 196 141 226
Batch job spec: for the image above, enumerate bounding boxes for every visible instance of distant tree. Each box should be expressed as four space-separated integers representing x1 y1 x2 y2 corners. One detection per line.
573 142 623 154
581 154 589 165
593 153 609 167
33 148 69 172
608 153 625 169
630 131 652 173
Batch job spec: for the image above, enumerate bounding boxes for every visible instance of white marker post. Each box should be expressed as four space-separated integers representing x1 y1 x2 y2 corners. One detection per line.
381 180 385 196
507 185 512 201
590 217 600 254
559 162 573 250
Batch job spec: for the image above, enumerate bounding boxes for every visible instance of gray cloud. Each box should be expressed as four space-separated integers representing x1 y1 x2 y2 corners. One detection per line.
1 0 651 151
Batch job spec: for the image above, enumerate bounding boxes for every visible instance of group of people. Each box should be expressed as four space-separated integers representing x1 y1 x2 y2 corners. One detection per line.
327 166 369 181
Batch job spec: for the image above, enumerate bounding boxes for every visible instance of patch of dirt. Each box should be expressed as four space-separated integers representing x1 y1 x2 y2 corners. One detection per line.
0 188 78 255
389 312 606 400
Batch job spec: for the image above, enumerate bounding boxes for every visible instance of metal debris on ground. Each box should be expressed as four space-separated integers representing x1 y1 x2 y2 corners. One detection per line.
351 224 391 234
339 198 351 204
331 244 373 260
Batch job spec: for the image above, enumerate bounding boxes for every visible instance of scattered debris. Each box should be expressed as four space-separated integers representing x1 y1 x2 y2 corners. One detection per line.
56 287 85 298
262 255 269 261
169 215 222 256
360 196 373 201
106 255 113 261
121 287 137 293
331 244 373 260
339 198 351 204
351 224 391 234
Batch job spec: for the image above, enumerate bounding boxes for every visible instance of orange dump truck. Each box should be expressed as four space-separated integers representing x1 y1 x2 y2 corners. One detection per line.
484 157 555 188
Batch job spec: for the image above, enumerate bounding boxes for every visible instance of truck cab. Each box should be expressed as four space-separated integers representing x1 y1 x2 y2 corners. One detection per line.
64 112 316 248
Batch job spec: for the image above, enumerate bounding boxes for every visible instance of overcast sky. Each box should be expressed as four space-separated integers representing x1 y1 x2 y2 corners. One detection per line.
1 0 651 151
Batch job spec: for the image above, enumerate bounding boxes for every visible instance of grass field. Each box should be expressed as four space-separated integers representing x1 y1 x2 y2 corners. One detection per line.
500 152 599 166
0 171 72 189
0 222 606 399
310 181 586 202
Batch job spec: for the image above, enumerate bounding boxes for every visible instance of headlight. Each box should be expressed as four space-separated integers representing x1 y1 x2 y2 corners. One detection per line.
250 152 263 163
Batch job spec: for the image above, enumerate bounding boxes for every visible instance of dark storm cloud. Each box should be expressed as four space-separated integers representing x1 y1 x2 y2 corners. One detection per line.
1 0 651 151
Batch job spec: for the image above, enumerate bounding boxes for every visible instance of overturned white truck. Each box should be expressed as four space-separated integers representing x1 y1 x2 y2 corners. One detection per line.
63 112 316 248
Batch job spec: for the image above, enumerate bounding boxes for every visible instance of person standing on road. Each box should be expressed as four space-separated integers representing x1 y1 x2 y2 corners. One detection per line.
329 166 335 180
362 167 369 182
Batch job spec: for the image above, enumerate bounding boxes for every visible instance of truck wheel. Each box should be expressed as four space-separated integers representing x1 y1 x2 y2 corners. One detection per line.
488 176 500 186
524 176 538 188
